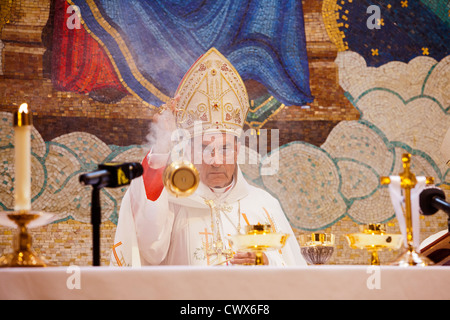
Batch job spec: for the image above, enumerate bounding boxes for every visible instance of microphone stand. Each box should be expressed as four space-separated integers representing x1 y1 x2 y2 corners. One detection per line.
91 185 101 266
81 172 109 266
83 178 107 266
80 162 144 266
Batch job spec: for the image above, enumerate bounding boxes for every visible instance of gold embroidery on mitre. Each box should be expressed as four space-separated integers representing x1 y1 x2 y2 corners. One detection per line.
176 48 250 137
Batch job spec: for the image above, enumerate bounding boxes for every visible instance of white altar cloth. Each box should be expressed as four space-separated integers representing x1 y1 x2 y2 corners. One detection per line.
0 265 448 300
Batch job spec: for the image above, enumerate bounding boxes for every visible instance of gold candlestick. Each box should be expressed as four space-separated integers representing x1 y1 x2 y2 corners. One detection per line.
381 153 434 266
0 104 53 267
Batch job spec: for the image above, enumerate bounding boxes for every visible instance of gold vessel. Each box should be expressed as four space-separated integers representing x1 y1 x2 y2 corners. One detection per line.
298 233 335 265
0 211 53 267
229 224 289 265
163 160 199 197
346 224 403 265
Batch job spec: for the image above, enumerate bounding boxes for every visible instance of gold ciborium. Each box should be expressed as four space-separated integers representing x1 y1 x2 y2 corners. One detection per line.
346 224 403 265
298 233 335 265
0 210 54 267
229 224 289 265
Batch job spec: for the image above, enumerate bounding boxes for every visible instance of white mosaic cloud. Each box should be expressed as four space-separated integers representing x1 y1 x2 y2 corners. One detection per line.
259 52 450 230
261 142 347 230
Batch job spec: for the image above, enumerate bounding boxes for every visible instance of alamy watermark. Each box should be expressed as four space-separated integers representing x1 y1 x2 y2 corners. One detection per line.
366 266 381 290
169 122 279 175
66 265 81 290
66 5 81 30
366 5 381 30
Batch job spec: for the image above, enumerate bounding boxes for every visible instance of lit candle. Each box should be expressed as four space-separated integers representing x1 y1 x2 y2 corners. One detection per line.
13 103 32 212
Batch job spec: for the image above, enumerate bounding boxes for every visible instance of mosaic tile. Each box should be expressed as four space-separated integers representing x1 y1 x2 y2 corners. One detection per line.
0 112 147 223
258 52 450 230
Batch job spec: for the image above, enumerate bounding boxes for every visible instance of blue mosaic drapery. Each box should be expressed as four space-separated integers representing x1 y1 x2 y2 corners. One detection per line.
72 0 313 108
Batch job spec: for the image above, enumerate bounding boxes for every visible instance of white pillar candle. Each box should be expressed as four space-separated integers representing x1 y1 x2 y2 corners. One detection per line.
14 103 32 212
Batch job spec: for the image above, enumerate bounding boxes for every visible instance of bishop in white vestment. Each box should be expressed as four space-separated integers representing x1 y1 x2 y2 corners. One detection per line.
110 48 306 267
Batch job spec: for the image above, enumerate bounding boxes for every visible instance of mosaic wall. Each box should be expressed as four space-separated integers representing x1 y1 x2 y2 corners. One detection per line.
264 52 450 230
0 113 147 224
0 0 449 266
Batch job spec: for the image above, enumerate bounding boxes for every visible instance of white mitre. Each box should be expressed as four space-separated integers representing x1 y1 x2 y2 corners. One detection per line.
175 47 250 137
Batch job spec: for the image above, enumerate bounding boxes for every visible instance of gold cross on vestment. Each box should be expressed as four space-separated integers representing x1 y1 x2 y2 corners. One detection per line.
203 199 233 262
199 228 213 265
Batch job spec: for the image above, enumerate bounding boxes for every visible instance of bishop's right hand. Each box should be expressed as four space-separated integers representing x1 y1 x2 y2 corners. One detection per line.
150 95 180 154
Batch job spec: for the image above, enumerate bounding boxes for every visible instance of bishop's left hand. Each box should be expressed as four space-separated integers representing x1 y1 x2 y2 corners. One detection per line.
230 251 269 265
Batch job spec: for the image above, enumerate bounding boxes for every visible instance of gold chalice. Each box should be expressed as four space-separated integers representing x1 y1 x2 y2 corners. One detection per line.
0 210 54 267
345 224 403 265
228 224 289 265
298 233 335 265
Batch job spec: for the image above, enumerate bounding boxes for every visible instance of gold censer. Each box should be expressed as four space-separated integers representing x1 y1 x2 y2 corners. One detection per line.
163 160 199 197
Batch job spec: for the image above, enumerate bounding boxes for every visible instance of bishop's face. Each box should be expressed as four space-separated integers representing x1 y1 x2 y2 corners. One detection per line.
194 133 238 188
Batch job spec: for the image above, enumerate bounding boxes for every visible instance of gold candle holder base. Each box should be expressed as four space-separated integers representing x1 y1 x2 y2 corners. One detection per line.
390 245 433 267
0 211 54 268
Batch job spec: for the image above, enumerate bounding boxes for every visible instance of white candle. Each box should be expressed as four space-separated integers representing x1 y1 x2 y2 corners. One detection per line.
14 103 32 212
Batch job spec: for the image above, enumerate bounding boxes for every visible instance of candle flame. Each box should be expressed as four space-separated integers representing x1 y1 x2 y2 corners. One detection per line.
18 103 29 113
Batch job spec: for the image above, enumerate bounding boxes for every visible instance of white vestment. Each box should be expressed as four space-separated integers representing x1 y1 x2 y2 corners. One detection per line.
110 167 306 266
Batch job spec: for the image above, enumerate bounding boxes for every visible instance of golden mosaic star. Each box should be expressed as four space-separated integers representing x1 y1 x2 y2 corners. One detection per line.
401 1 408 8
422 47 429 55
371 49 379 56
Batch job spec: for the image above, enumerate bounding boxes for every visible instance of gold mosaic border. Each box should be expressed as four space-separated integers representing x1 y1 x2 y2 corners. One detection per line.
322 0 348 52
67 0 170 108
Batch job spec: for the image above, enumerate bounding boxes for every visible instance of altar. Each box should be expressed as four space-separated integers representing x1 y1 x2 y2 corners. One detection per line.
1 265 449 300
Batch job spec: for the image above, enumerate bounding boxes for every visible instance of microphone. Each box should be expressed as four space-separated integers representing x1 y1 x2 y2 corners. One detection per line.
79 162 143 189
419 187 450 216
